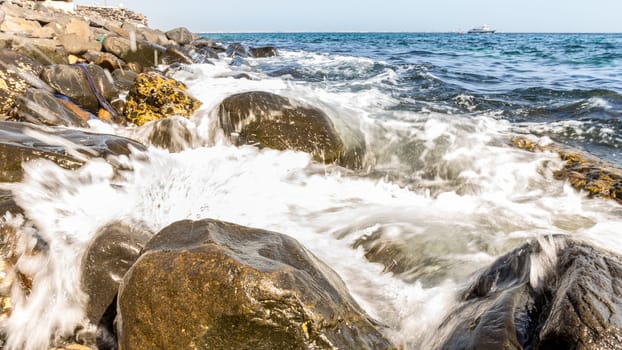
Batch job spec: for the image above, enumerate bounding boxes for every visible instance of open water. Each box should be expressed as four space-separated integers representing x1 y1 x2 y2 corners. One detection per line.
3 32 622 349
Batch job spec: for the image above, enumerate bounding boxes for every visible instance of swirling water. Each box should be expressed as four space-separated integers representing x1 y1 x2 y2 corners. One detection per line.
2 33 622 349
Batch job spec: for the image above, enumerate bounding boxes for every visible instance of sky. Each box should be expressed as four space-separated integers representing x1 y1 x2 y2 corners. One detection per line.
74 0 622 33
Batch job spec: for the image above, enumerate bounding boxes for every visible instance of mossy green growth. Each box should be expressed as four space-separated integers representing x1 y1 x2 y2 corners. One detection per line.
124 72 202 126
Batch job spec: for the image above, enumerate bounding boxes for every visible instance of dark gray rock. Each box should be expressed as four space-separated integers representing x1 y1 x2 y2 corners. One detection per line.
435 238 622 350
81 221 152 325
191 38 226 52
0 121 146 182
250 46 278 58
40 64 119 114
15 88 90 127
117 219 395 350
225 42 248 57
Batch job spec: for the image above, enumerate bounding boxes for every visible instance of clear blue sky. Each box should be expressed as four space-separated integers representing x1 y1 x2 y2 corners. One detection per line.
75 0 622 33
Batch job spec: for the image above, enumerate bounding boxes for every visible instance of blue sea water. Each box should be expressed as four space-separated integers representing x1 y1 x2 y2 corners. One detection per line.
205 32 622 165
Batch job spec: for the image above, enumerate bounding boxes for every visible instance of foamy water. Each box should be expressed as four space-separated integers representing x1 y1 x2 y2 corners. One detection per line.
2 47 622 349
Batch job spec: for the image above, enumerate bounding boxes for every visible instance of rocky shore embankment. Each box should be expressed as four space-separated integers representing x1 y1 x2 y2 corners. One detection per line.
1 1 622 350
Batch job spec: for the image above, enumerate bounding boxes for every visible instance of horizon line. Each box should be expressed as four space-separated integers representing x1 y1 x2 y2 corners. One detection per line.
197 30 622 35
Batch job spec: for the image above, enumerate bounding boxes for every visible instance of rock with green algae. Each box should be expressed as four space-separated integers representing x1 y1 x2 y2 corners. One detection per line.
123 71 202 126
117 219 395 350
512 136 622 203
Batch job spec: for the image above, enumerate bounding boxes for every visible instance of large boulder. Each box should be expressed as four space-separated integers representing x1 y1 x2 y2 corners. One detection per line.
117 219 394 350
124 71 202 126
0 49 44 115
435 237 622 350
0 121 146 182
218 91 350 166
40 64 119 114
191 38 226 52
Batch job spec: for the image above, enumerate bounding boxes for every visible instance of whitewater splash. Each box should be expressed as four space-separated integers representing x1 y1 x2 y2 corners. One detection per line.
2 50 622 349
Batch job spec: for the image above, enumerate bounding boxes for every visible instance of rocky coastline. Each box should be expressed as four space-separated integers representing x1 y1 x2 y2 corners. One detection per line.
0 1 621 349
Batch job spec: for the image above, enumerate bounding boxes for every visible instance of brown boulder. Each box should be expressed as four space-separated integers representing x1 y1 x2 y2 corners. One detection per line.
137 117 194 152
218 91 351 165
117 219 394 350
58 33 101 55
40 64 119 114
0 121 145 182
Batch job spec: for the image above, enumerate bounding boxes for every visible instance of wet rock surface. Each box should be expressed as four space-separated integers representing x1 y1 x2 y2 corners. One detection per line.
512 136 622 203
0 121 145 182
218 91 349 166
81 221 152 326
435 237 622 350
250 46 278 58
117 219 395 350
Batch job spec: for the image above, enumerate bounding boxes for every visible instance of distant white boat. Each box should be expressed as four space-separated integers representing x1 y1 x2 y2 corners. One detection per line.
467 25 496 34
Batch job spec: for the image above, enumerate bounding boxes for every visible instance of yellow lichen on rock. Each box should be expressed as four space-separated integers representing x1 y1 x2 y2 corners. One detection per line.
123 71 202 126
512 136 622 203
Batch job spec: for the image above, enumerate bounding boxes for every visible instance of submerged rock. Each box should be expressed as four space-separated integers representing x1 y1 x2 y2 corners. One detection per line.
117 219 394 350
512 136 622 203
124 71 202 126
250 46 278 58
218 91 364 167
138 117 195 152
225 42 248 57
434 237 622 350
0 121 146 182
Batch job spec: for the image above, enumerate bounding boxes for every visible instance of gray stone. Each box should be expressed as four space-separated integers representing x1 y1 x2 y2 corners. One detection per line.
165 27 195 45
250 46 278 58
15 88 90 127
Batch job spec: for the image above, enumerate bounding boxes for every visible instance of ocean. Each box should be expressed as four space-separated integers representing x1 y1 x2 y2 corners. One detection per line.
5 32 622 348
